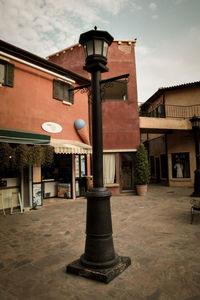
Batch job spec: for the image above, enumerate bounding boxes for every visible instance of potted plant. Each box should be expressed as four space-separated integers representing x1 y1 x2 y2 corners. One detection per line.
134 143 150 196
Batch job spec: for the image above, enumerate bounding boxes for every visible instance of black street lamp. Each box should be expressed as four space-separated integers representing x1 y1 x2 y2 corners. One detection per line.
190 115 200 197
67 27 131 283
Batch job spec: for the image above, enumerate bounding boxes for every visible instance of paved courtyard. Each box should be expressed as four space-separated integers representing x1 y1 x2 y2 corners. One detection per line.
0 184 200 300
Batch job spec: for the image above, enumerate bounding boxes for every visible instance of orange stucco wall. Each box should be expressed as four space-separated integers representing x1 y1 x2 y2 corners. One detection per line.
0 58 89 142
48 41 140 150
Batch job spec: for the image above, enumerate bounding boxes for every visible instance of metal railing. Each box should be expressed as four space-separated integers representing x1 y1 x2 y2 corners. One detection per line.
140 104 200 119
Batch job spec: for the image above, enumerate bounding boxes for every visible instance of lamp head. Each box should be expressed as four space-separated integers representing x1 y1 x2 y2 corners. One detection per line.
190 115 200 130
79 27 114 73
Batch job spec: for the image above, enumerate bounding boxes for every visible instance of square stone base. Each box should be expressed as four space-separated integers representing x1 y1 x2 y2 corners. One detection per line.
66 256 131 284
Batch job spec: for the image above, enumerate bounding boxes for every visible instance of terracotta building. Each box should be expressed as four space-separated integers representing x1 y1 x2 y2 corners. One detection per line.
0 40 92 212
47 39 140 194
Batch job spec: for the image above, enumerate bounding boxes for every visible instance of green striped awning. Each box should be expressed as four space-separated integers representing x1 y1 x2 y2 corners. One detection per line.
0 128 50 145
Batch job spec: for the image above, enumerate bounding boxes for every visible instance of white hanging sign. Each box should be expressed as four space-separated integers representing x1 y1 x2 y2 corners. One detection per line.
42 122 62 133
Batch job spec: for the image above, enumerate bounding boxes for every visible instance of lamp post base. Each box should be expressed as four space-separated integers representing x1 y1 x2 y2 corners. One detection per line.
66 256 131 284
191 192 200 197
191 169 200 197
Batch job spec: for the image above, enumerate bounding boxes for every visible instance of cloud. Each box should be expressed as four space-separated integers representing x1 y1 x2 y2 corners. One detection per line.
152 14 158 19
148 2 158 20
0 0 128 57
173 0 189 4
88 0 128 15
136 45 150 56
149 2 157 10
136 26 200 102
129 1 143 11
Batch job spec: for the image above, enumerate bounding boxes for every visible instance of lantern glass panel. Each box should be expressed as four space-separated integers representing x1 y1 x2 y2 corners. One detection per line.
103 42 109 57
87 40 94 56
191 117 200 129
83 44 87 58
94 39 102 55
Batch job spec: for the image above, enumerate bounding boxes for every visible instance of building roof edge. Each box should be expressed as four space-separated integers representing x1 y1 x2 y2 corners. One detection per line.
0 40 90 84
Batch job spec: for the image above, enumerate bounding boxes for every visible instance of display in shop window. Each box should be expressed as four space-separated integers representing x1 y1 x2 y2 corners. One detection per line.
171 153 190 178
80 155 86 177
75 180 80 197
75 155 80 178
57 183 71 198
33 183 42 206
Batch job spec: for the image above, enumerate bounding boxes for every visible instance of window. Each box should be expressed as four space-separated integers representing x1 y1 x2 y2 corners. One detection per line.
53 79 74 103
171 152 190 178
0 60 14 87
103 154 116 184
101 80 128 101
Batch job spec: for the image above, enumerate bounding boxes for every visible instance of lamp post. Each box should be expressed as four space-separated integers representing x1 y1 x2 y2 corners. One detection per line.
67 27 131 283
190 115 200 197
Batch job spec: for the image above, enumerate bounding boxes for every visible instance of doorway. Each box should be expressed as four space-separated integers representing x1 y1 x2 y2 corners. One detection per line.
156 157 161 183
120 153 135 190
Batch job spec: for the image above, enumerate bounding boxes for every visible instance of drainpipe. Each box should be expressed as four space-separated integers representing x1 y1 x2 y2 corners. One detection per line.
20 168 24 208
29 165 33 207
165 134 169 185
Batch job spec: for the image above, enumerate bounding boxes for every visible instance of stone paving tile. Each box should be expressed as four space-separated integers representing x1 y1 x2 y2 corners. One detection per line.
1 185 200 299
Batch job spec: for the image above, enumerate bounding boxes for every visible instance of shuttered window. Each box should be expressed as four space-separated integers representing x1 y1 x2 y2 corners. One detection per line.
53 79 74 104
0 60 14 87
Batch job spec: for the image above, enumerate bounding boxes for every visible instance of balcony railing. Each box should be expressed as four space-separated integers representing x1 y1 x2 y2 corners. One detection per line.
140 104 200 119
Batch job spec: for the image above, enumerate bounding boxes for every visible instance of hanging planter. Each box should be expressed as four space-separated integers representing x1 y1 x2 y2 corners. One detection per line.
42 145 54 167
28 145 43 166
0 143 11 172
0 143 55 173
15 144 29 169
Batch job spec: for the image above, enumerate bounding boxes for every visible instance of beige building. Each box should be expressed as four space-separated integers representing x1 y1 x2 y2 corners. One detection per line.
140 81 200 187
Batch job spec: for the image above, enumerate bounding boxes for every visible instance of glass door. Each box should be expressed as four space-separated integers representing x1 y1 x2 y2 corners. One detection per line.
75 155 87 197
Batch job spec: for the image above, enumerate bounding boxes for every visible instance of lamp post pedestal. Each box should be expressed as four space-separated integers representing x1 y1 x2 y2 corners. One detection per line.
192 169 200 197
191 122 200 197
67 187 131 283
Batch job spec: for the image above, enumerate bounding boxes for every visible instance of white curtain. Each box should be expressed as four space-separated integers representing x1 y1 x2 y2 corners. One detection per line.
103 154 116 184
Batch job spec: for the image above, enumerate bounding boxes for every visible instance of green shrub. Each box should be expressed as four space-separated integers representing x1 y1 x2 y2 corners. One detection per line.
134 143 150 185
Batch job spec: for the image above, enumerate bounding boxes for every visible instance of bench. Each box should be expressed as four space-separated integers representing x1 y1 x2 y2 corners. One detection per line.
190 199 200 224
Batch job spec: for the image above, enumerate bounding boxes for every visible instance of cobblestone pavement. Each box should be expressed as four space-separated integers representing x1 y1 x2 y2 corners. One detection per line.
0 184 200 300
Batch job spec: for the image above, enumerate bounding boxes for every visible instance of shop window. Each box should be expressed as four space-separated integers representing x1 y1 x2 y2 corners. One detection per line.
0 60 14 87
42 154 72 199
102 80 128 101
103 154 116 184
160 154 168 178
53 79 74 103
75 155 87 197
150 156 155 176
171 152 190 178
42 154 72 182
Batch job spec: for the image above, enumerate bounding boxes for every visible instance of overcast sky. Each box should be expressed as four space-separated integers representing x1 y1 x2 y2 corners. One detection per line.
0 0 200 102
